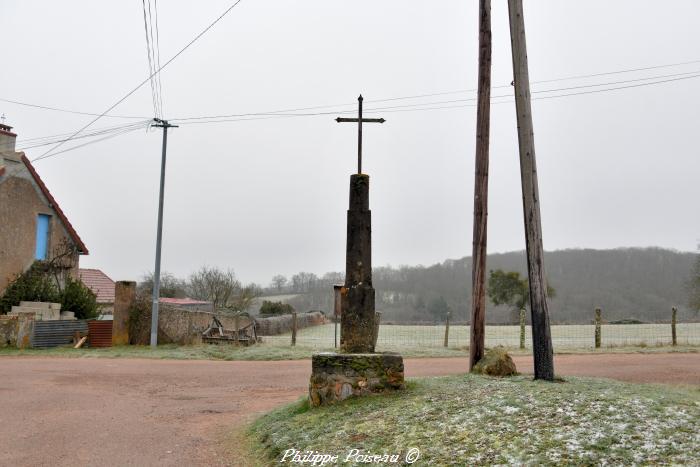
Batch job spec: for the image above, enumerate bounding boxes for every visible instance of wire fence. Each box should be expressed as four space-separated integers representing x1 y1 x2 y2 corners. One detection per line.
260 321 700 352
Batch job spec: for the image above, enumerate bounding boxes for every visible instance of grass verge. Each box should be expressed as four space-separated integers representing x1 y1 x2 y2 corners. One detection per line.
248 374 700 465
0 343 696 361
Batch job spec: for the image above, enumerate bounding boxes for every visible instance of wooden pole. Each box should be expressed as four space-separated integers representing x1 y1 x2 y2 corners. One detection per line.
444 311 451 348
291 311 297 346
234 314 240 346
594 308 602 349
469 0 492 370
671 307 677 346
507 0 554 380
519 308 526 349
373 311 381 350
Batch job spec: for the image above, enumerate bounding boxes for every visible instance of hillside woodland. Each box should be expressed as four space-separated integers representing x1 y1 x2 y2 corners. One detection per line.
280 248 698 324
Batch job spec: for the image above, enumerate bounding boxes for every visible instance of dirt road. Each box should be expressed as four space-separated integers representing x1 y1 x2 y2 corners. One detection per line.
0 353 697 466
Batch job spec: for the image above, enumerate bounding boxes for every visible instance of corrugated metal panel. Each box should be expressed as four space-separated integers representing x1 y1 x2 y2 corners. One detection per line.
32 320 88 348
88 320 113 348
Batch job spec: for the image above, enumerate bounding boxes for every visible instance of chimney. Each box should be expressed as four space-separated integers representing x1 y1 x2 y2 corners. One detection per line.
0 122 17 153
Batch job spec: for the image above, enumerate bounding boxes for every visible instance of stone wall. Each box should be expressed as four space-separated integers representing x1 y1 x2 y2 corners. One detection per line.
130 304 256 345
256 311 328 336
0 315 34 348
158 307 256 345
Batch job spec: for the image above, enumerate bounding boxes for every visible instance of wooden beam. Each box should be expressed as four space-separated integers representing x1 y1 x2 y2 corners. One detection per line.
469 0 492 370
507 0 555 380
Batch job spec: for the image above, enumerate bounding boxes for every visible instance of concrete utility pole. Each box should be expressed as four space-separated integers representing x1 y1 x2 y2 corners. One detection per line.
507 0 554 380
469 0 492 371
150 118 178 348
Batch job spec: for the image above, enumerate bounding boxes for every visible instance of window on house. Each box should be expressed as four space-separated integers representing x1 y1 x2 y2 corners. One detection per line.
35 214 51 260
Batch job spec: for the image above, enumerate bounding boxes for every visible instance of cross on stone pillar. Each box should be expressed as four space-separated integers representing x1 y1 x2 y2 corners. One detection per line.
336 95 385 174
307 99 402 407
334 95 385 353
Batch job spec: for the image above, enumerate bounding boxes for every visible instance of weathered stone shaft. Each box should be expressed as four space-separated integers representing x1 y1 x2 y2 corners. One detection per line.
345 174 372 286
341 174 376 353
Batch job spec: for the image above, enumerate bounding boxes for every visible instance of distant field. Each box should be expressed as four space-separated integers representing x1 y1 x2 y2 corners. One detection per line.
262 322 700 351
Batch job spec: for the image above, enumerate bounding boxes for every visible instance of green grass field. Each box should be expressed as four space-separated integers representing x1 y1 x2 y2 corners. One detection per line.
248 374 700 465
262 322 700 351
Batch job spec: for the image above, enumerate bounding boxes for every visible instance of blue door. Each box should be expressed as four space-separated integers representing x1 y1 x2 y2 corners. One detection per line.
35 214 51 260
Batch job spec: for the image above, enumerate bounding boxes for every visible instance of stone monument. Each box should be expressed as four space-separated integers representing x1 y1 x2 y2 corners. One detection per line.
309 96 404 407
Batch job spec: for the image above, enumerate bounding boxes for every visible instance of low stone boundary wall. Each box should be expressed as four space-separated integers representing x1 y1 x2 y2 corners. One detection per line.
130 304 256 345
0 315 34 348
256 311 327 336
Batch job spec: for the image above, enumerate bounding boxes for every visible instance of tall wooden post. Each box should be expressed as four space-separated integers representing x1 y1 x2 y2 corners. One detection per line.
469 0 492 370
507 0 554 380
291 311 297 346
671 307 677 346
594 308 602 349
519 308 526 349
444 311 451 348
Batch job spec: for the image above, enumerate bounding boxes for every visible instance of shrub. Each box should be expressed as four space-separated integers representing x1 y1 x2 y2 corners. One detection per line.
0 262 60 313
128 293 152 345
61 276 99 319
259 300 294 316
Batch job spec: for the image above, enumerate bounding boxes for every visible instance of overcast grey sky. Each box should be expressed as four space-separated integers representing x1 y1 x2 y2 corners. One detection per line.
2 1 699 285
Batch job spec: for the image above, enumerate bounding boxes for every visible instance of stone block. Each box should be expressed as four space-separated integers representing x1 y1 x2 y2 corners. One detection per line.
309 352 404 407
472 346 518 377
60 311 76 320
20 301 61 310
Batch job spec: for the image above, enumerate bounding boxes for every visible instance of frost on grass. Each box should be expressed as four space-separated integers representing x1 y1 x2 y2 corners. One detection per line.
249 375 700 466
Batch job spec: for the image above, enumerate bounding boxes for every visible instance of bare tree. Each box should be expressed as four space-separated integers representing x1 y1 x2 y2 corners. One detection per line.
270 274 288 293
188 267 238 309
139 272 187 298
188 266 261 312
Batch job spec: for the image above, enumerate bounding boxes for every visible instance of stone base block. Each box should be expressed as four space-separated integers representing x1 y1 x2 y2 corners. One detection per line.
309 352 404 407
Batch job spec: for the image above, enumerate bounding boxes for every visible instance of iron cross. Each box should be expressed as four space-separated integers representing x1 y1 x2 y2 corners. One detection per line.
335 95 385 174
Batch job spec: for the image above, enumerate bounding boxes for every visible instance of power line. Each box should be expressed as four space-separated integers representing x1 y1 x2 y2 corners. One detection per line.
0 97 147 119
14 121 148 145
31 123 151 161
33 0 245 162
4 58 697 124
172 71 700 125
0 120 151 180
153 0 165 118
16 121 152 153
142 0 159 118
168 58 700 122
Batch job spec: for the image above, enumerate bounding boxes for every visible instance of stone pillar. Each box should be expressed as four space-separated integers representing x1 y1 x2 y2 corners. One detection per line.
341 174 376 353
113 281 136 345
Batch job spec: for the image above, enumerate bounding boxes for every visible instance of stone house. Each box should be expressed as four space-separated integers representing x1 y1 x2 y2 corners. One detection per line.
0 124 88 293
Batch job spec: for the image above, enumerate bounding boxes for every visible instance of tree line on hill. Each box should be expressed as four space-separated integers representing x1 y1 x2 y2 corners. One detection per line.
268 248 699 324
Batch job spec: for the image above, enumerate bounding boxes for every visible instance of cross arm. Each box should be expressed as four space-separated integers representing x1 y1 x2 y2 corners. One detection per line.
335 117 386 123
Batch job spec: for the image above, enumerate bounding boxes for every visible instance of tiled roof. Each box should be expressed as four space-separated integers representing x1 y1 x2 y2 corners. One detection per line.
78 268 115 303
21 154 88 254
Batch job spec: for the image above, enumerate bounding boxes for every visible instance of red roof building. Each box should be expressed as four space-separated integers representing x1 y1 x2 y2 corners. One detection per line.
78 269 116 304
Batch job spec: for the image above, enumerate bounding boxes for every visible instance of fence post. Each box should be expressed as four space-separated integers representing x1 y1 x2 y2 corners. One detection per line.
594 307 602 348
519 308 526 349
671 306 677 346
333 284 342 349
373 312 381 350
234 314 240 346
444 311 450 348
291 311 297 346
